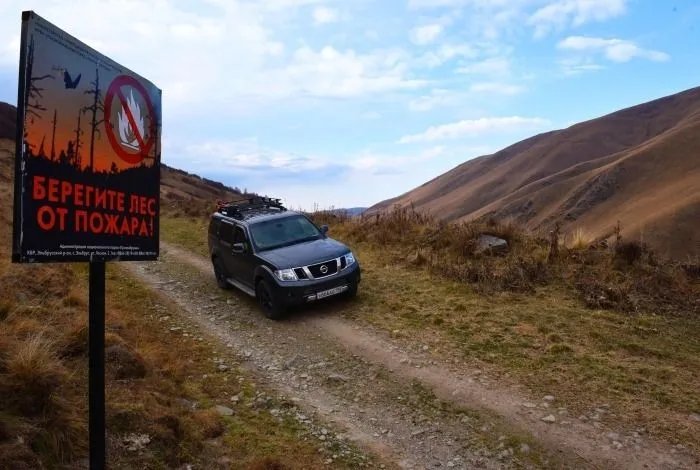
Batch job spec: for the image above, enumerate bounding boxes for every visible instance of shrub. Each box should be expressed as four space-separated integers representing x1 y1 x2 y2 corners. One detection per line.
615 241 644 266
311 205 699 317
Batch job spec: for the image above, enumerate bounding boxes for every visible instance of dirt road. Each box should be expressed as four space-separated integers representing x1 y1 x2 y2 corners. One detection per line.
123 242 698 469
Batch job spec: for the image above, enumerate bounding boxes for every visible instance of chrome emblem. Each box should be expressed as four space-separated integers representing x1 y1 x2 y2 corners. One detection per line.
320 264 328 274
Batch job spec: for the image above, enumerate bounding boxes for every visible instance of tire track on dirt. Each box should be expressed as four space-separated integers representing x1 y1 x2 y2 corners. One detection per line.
125 254 528 469
131 242 697 470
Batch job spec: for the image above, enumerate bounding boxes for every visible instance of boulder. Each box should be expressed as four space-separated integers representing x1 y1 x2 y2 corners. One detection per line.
476 234 508 255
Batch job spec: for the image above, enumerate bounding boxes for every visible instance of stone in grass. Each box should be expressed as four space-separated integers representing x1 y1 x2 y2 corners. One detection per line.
215 405 234 417
541 415 556 423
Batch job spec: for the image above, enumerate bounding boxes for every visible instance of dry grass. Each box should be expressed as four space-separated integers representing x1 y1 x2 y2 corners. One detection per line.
160 209 700 452
568 228 591 250
0 153 366 469
0 254 363 469
160 216 210 258
310 205 700 317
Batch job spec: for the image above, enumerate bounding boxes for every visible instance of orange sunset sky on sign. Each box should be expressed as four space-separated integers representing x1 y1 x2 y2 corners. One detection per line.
23 16 161 173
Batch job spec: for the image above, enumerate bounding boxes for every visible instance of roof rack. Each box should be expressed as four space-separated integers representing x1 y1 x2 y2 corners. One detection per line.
216 196 287 219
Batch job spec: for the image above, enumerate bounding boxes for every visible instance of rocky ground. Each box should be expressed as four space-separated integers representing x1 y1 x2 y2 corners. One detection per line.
122 243 699 469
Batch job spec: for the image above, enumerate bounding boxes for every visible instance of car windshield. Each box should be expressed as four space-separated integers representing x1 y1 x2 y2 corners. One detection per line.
249 215 322 251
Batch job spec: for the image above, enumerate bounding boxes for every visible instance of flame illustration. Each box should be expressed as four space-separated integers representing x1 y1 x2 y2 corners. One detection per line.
117 90 145 150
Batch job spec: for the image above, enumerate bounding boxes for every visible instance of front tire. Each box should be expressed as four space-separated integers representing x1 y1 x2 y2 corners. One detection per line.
256 279 286 320
344 281 358 300
213 257 231 290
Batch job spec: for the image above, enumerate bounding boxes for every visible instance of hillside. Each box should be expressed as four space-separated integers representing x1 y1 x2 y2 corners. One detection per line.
369 85 700 259
0 102 14 141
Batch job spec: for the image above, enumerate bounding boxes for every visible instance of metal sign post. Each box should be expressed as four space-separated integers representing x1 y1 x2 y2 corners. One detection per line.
89 262 106 469
11 11 162 469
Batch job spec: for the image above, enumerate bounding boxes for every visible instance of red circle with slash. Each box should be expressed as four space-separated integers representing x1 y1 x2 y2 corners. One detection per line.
104 74 157 165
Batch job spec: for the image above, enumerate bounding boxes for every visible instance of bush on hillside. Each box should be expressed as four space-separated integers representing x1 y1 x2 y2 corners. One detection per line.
308 203 700 317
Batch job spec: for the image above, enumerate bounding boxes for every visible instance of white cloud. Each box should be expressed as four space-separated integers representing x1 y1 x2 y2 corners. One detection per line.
529 0 628 38
469 82 524 95
408 0 532 10
415 43 478 68
558 36 670 63
361 111 381 119
408 89 467 112
408 0 631 40
178 137 447 180
278 46 428 98
456 57 511 75
183 139 328 174
348 145 446 172
558 57 606 75
398 116 551 143
0 1 429 117
312 6 339 24
407 80 523 112
410 24 444 45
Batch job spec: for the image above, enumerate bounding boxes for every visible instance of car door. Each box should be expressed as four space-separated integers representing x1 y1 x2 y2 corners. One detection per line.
230 224 257 288
217 220 237 279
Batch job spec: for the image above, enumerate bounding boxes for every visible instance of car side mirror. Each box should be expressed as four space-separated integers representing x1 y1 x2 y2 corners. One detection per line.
320 225 329 236
232 242 246 254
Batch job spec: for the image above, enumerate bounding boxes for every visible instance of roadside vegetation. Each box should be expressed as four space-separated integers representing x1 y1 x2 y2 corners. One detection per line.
160 199 700 454
0 145 369 469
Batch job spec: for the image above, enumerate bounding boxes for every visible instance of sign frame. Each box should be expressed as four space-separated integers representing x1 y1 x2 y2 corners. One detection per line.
12 10 162 265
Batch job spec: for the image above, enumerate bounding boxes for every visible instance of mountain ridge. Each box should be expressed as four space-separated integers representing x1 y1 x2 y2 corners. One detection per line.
369 85 700 259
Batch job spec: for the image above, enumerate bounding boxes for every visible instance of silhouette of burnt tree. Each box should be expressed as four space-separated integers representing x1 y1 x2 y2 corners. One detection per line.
38 135 46 158
82 67 104 172
63 141 74 166
73 109 83 169
23 34 54 125
50 109 57 160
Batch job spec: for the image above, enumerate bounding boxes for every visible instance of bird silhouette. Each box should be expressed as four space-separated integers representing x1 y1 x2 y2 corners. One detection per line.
63 70 81 89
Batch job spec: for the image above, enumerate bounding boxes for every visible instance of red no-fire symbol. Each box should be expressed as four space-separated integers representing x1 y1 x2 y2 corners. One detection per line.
104 75 157 165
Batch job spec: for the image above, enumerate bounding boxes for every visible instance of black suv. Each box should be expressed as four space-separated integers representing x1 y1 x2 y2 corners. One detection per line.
207 197 361 319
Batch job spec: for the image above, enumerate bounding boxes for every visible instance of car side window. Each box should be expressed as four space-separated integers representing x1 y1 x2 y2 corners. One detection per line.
233 226 247 244
209 219 220 236
219 222 234 244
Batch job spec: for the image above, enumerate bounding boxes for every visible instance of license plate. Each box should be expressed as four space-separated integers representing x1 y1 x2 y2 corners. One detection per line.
316 286 346 299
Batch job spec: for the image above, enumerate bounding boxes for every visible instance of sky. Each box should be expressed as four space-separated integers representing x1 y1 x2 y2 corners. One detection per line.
0 0 699 211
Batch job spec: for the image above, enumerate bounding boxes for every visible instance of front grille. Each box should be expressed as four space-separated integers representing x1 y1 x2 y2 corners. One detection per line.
294 268 308 279
308 259 338 278
339 256 347 270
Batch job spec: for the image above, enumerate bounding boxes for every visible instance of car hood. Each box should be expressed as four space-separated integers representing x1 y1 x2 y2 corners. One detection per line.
256 237 350 269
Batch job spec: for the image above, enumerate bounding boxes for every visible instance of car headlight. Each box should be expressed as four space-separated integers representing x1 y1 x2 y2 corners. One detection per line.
344 251 356 266
274 268 298 282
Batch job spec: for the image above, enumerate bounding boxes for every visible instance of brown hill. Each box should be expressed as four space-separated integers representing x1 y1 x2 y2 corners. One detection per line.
0 102 15 141
369 85 700 259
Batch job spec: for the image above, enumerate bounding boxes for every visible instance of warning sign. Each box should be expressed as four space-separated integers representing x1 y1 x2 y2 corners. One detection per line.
12 11 162 263
104 75 157 165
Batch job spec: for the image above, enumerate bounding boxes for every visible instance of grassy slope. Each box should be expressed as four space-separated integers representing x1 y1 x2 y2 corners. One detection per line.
0 140 367 469
162 211 700 455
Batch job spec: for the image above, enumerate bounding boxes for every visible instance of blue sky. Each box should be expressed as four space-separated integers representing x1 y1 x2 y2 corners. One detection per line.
1 0 699 210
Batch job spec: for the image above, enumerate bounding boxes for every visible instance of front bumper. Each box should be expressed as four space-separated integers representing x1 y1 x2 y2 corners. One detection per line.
271 262 361 306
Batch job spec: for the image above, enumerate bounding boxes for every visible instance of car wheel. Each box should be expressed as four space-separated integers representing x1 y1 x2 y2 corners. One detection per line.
344 282 358 300
256 279 286 320
213 258 231 289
